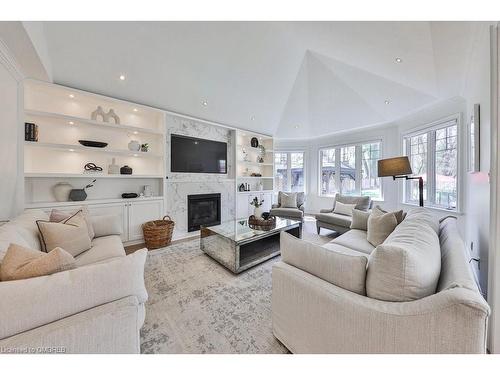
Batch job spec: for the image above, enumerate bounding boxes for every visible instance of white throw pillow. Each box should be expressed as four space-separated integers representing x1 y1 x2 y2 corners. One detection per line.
333 201 356 217
350 209 371 231
90 214 123 238
367 209 398 246
281 192 298 208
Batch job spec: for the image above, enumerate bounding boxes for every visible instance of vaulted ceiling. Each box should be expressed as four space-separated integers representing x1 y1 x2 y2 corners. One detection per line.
40 21 488 138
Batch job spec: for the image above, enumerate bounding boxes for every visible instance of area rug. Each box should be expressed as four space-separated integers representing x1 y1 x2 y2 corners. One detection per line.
140 216 334 354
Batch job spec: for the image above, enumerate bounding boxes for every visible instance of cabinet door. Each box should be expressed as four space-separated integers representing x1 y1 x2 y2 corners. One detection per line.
128 200 164 242
260 193 272 213
236 194 250 219
86 203 129 242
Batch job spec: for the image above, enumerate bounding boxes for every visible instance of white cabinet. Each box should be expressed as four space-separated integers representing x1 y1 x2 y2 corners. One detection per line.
236 195 250 219
127 200 164 242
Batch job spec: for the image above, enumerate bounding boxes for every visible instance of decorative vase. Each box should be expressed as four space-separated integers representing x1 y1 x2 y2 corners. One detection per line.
128 140 141 151
91 106 106 121
108 157 120 174
250 137 259 148
120 165 133 175
69 189 87 202
254 206 263 218
53 182 73 202
106 109 120 124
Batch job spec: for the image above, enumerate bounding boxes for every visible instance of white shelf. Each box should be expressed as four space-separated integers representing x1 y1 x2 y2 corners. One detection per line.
25 173 164 179
25 141 163 158
237 190 274 194
239 161 273 166
25 109 164 136
25 196 164 209
237 145 274 153
237 176 274 179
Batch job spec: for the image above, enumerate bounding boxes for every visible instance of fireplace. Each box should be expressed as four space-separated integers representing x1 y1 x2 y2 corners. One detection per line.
187 193 221 232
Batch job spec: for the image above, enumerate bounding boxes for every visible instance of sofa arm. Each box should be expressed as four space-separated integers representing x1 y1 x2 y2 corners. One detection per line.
298 204 305 212
0 249 148 340
90 214 123 238
271 204 280 209
319 208 333 213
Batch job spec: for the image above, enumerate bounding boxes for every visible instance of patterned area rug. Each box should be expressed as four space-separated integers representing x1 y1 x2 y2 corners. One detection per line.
140 216 334 354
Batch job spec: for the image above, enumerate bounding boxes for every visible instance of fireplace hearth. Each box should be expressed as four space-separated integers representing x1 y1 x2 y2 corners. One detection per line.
187 193 221 232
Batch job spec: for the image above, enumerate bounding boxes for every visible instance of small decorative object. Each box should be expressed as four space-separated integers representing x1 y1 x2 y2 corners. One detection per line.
238 183 246 192
242 167 249 176
242 147 249 162
25 122 39 142
78 140 108 148
128 140 141 151
108 158 120 174
250 137 259 148
143 185 153 197
91 106 106 121
120 165 133 175
141 143 149 152
69 179 96 202
469 103 480 173
262 212 271 220
250 196 265 218
122 193 138 199
52 182 73 202
250 172 262 177
106 109 120 124
258 144 266 155
248 214 276 230
84 163 103 174
142 216 175 249
258 182 264 191
257 155 265 163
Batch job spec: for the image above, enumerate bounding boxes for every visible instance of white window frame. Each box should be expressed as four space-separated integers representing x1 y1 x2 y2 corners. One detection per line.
402 114 461 212
318 140 383 199
274 151 306 193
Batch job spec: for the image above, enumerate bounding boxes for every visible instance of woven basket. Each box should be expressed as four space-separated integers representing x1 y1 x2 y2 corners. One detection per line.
142 215 175 249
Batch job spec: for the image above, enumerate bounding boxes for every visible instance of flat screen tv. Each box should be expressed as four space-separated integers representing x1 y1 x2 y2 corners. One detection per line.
171 134 227 174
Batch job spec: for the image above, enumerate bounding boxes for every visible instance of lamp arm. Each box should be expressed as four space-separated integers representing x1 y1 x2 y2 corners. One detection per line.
391 175 424 207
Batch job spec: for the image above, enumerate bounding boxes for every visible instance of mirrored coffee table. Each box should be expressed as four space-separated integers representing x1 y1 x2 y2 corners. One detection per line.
200 217 302 273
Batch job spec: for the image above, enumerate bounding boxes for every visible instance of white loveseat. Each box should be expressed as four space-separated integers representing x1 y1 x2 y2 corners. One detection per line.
272 208 490 353
0 209 148 354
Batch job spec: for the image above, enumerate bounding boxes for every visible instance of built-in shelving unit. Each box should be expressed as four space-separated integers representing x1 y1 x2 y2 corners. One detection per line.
25 196 164 209
23 79 166 207
235 130 274 219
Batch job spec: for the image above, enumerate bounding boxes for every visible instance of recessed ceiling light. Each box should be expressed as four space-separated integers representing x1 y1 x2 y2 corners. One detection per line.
68 121 74 125
68 149 74 152
294 125 300 129
133 131 138 135
133 154 138 157
69 94 75 99
395 57 402 63
133 108 138 112
119 75 126 81
202 100 208 106
251 116 256 121
385 99 391 105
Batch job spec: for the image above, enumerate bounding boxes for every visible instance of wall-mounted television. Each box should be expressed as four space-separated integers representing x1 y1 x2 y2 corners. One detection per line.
171 134 227 174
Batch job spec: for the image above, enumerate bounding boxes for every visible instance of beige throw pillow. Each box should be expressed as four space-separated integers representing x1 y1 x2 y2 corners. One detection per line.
37 210 91 256
367 209 398 246
50 206 95 239
350 209 371 231
333 201 356 217
281 192 297 208
0 243 75 281
373 205 405 224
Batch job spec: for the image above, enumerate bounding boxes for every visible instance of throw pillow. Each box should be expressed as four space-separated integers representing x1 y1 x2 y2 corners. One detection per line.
373 205 405 224
0 243 75 281
367 209 398 246
37 210 92 256
350 209 371 230
50 206 95 239
333 201 356 217
281 192 298 208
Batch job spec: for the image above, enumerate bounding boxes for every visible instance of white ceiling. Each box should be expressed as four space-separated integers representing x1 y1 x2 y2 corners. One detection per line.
40 21 488 138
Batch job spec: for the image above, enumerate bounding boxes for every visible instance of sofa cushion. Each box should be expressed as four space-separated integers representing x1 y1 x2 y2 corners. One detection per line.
75 235 126 267
278 191 305 207
366 216 441 302
37 211 91 256
0 243 75 281
281 192 298 208
270 208 304 219
322 241 369 259
7 209 49 251
404 207 439 234
90 214 123 238
315 213 352 227
334 194 371 211
350 209 370 230
373 205 405 224
333 201 356 216
0 225 30 263
332 229 375 255
367 209 398 246
50 206 95 240
281 232 367 295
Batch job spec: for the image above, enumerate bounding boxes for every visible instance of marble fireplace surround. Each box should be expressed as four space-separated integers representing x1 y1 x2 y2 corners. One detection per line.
165 114 236 240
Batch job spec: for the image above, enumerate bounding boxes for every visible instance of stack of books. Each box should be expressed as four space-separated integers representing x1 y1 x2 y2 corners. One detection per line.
25 122 39 142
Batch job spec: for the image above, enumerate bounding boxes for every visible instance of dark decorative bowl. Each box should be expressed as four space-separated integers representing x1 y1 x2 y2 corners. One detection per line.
78 140 108 148
122 193 138 199
262 212 271 220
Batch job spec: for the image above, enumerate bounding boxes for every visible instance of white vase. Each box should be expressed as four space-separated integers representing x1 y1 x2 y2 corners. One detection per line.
53 182 73 202
254 206 263 218
128 140 141 151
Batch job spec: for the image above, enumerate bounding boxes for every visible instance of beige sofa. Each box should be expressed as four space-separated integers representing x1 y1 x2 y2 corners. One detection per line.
273 208 490 353
0 209 148 354
315 194 372 234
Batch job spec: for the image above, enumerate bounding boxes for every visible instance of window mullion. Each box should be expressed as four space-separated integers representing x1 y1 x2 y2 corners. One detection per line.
355 145 362 194
428 131 436 205
287 152 292 191
335 148 341 194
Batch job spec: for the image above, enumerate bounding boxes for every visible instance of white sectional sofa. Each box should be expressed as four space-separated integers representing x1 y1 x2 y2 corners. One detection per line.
0 209 148 354
272 208 490 353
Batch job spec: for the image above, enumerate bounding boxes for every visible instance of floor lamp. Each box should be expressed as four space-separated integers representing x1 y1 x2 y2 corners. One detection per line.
377 156 424 207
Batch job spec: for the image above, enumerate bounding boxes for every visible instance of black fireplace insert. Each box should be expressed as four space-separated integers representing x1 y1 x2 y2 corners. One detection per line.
187 193 221 232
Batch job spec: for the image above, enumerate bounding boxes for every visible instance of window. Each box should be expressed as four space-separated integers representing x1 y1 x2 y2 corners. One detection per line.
320 141 382 199
274 151 305 192
403 117 458 210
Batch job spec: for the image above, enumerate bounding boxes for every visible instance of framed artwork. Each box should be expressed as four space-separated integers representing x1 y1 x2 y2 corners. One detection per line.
468 103 480 173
